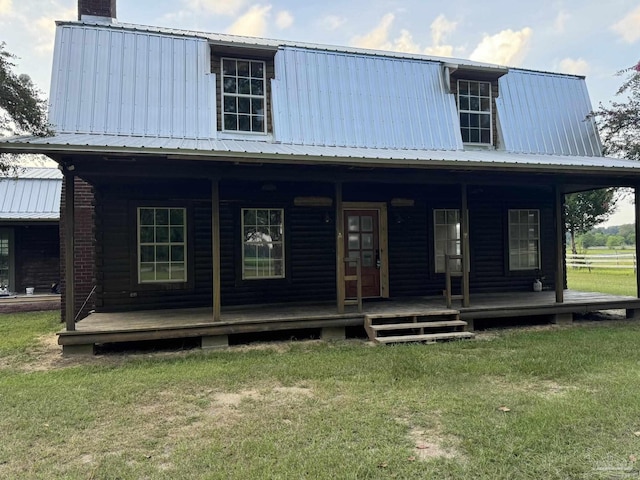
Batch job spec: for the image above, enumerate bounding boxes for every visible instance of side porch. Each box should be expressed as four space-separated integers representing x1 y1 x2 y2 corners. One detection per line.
58 290 640 354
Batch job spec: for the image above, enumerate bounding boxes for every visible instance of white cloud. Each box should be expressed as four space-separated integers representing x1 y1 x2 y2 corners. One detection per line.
227 5 272 37
276 10 293 30
350 12 456 57
611 5 640 43
553 10 569 33
351 12 395 50
559 57 590 76
470 27 532 66
430 14 457 46
183 0 247 16
29 7 75 54
320 14 346 31
0 0 12 16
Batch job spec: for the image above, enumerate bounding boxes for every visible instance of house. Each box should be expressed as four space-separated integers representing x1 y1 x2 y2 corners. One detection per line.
2 0 640 353
0 168 61 295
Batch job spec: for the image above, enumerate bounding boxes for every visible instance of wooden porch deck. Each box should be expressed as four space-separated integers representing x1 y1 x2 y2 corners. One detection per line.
58 290 640 352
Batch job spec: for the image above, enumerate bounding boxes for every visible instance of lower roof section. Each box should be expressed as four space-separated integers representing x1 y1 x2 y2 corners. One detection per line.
2 133 639 177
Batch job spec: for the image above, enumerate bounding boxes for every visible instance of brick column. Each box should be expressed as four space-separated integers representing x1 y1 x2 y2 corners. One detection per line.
60 176 96 323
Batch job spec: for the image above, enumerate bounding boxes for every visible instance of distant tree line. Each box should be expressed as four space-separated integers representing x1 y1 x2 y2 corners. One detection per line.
573 224 635 251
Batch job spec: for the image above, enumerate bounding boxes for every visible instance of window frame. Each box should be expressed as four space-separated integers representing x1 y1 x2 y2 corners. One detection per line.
241 207 285 280
220 57 267 134
433 209 462 274
508 209 541 271
137 207 188 284
457 79 492 145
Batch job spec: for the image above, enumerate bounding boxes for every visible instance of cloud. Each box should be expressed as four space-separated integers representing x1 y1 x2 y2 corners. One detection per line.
611 5 640 43
0 0 12 16
553 10 569 33
470 27 532 66
276 10 293 30
559 57 590 76
320 14 346 31
351 12 395 50
29 7 76 54
430 14 457 46
227 5 272 37
183 0 247 16
350 12 456 58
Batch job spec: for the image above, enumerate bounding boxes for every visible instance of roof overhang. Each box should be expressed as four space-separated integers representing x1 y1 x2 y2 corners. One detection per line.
1 134 639 179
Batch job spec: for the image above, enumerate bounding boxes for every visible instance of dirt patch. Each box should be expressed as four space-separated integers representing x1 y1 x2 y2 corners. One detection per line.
408 427 458 460
397 415 463 462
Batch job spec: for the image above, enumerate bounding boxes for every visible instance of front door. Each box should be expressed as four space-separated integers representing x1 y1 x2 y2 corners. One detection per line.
344 209 381 298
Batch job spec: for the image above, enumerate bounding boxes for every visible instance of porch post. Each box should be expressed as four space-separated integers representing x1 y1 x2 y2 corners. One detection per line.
336 182 345 313
635 186 640 298
211 179 221 321
554 185 564 303
64 171 75 331
461 184 470 307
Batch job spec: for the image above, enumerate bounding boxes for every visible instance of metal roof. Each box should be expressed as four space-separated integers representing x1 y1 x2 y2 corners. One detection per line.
2 133 639 176
496 70 601 156
50 24 216 138
272 47 461 150
0 168 61 221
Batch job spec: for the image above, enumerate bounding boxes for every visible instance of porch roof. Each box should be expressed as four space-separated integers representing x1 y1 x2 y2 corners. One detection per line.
0 168 61 221
2 132 640 177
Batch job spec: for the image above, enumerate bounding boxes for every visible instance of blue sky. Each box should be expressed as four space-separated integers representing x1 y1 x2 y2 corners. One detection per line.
1 0 638 223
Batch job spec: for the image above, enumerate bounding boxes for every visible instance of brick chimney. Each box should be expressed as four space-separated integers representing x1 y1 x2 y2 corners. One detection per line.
78 0 116 22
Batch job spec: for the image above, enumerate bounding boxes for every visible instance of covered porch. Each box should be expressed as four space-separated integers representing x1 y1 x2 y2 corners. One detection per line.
58 290 640 353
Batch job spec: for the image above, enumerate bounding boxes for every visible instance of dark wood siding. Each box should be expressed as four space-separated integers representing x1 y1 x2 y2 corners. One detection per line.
13 224 59 293
93 174 559 312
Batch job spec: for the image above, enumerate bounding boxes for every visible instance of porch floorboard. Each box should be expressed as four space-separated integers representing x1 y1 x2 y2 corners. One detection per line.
57 290 640 348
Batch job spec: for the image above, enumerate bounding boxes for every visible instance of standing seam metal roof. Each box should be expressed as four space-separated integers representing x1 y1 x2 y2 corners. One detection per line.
0 169 61 221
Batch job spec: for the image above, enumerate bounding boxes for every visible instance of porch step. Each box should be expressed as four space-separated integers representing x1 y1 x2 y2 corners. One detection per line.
376 331 475 344
364 310 474 345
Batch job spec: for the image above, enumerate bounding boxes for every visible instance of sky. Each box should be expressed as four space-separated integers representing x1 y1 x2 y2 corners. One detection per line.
0 0 639 224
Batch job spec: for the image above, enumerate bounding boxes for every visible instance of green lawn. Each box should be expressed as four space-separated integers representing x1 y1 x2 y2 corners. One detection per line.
3 312 640 479
567 268 637 296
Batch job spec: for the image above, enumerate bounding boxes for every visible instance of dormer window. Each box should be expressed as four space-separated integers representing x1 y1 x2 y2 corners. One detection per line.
457 80 492 145
222 58 266 133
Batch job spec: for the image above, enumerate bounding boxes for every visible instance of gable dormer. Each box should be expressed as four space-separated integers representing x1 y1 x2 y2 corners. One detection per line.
209 44 276 136
446 64 507 149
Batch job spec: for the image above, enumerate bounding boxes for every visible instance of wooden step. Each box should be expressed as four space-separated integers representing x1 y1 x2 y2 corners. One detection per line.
375 331 475 344
369 320 467 331
365 310 458 320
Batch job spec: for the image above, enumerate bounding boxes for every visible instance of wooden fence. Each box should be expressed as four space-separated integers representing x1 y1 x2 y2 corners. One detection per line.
566 253 636 270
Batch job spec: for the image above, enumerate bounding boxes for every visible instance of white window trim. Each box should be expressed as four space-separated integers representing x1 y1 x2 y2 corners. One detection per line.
241 208 285 280
433 209 461 274
221 57 267 134
457 79 492 146
137 207 188 284
508 209 541 271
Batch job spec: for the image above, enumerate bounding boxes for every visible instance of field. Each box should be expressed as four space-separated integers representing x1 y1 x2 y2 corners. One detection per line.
3 311 640 479
566 248 637 296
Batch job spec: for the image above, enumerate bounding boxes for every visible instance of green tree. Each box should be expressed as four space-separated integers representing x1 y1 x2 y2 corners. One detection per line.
591 61 640 161
0 42 49 173
565 189 618 254
606 235 625 249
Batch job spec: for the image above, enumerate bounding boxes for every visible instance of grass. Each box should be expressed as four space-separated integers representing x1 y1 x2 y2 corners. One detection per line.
3 312 640 478
566 247 637 296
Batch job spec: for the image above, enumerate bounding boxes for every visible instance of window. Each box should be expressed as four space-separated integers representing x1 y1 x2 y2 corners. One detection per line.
508 209 540 270
458 80 492 144
0 230 10 289
242 208 284 279
222 58 266 133
138 208 186 283
434 209 461 273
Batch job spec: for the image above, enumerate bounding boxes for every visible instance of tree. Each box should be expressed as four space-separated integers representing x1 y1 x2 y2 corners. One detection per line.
591 61 640 161
0 42 49 173
565 189 618 254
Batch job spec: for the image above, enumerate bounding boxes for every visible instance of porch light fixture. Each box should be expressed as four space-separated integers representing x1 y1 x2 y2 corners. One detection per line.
323 212 332 224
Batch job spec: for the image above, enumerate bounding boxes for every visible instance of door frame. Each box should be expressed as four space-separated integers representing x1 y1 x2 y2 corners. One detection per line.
342 202 389 298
